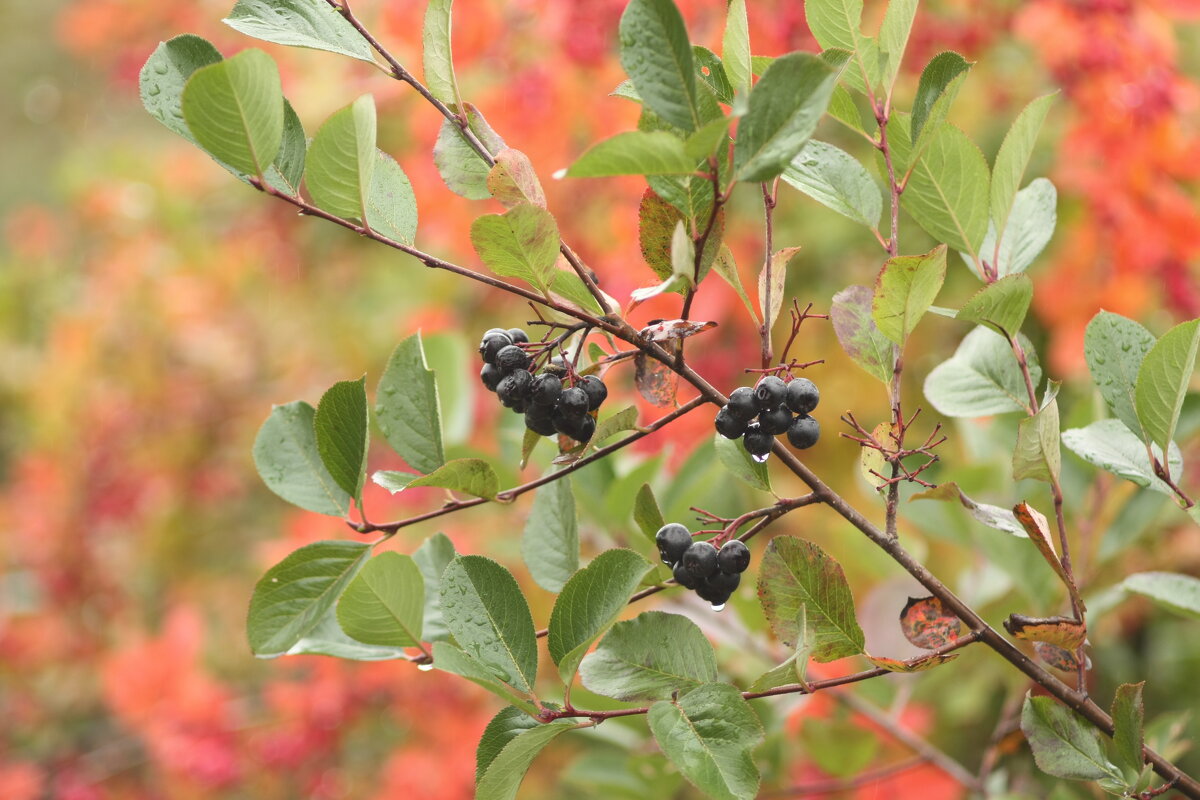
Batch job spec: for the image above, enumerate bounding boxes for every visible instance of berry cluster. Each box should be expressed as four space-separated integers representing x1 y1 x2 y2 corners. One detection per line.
655 523 751 610
715 376 820 459
478 327 609 442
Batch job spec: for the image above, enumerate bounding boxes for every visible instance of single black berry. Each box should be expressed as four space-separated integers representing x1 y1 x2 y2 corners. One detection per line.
714 406 747 439
696 570 740 605
506 328 530 345
743 423 773 458
566 414 596 442
672 561 698 589
786 414 820 449
726 387 758 421
682 541 719 580
758 405 794 436
524 408 558 436
655 523 692 565
579 375 608 411
785 377 820 415
558 387 589 417
480 362 502 392
495 344 531 375
753 376 787 410
530 373 563 408
496 369 533 409
479 331 513 364
717 540 751 574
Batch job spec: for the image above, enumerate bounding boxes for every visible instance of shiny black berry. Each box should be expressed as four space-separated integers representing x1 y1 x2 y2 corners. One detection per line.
558 387 589 417
714 406 747 439
672 561 698 589
697 570 740 604
495 344 531 375
682 541 719 579
726 387 758 421
480 362 502 392
717 540 751 574
579 375 608 411
506 328 530 345
655 523 692 565
743 423 773 458
754 376 787 410
758 405 794 436
786 415 820 449
558 413 595 442
479 331 513 364
496 369 533 409
785 377 820 415
530 373 563 408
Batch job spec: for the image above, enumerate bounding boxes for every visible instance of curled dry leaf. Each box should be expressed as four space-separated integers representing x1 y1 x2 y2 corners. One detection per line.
1033 640 1089 673
634 350 679 407
639 318 718 342
900 595 963 650
1004 614 1086 650
866 652 960 673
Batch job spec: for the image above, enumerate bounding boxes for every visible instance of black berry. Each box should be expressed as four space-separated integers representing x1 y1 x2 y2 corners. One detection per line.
479 331 513 364
726 387 758 421
717 540 751 574
786 415 820 449
672 561 698 589
530 373 563 408
558 387 589 417
554 410 595 442
480 362 502 392
753 376 787 410
579 375 608 411
496 369 533 409
697 570 740 605
714 406 747 439
495 344 531 375
506 328 529 345
742 423 773 458
682 541 719 579
785 377 820 415
524 408 558 436
758 405 793 436
655 523 692 565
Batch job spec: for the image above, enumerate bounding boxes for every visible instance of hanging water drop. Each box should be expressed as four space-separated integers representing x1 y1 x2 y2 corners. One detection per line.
417 662 434 672
710 602 726 612
751 453 769 464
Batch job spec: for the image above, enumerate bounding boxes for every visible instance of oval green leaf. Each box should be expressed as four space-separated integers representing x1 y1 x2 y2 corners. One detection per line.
336 551 424 647
253 400 351 516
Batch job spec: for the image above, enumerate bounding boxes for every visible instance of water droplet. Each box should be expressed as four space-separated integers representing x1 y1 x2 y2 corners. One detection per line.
417 662 434 672
751 453 769 464
710 603 726 612
154 63 169 75
146 86 161 97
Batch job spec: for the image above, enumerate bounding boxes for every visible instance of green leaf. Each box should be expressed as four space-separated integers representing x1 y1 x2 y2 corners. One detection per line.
910 51 971 151
440 555 539 692
314 377 369 503
422 0 462 107
640 189 687 284
1013 392 1061 483
305 94 376 220
223 0 376 62
521 476 579 593
619 0 705 132
548 271 604 314
407 458 499 500
758 247 802 335
548 549 652 684
433 106 507 200
749 608 812 692
804 0 877 95
757 535 865 661
1135 318 1200 458
1021 695 1123 781
470 203 560 291
878 0 918 90
1084 311 1156 438
281 604 412 660
712 244 759 324
684 116 733 162
956 273 1033 339
825 84 864 133
413 532 457 642
973 178 1057 278
181 48 283 177
376 333 444 474
253 401 351 516
270 100 307 194
488 148 546 209
565 131 697 177
781 140 882 228
366 150 418 245
248 540 372 657
902 122 990 257
1061 419 1183 496
714 432 771 492
923 326 1040 417
734 51 844 182
477 706 540 782
722 0 751 96
830 284 894 384
633 483 666 541
648 683 764 800
1111 682 1146 776
1123 572 1200 620
476 718 577 800
431 641 539 715
872 245 947 344
580 611 717 701
591 405 640 446
336 552 424 647
991 93 1056 236
693 46 735 104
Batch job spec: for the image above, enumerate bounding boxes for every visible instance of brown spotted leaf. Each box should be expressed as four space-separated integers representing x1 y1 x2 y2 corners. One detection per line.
635 350 679 407
831 284 895 384
1014 501 1085 613
900 596 963 650
866 652 960 673
639 189 685 282
487 148 546 208
1003 614 1086 649
1033 640 1084 673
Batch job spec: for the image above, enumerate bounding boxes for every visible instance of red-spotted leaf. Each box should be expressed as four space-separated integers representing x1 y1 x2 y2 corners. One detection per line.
899 596 962 650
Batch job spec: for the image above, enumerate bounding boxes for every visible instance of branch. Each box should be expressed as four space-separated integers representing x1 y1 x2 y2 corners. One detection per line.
761 758 927 798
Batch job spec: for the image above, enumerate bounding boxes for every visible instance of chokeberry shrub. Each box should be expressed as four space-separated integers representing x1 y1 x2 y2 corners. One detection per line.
143 0 1200 797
